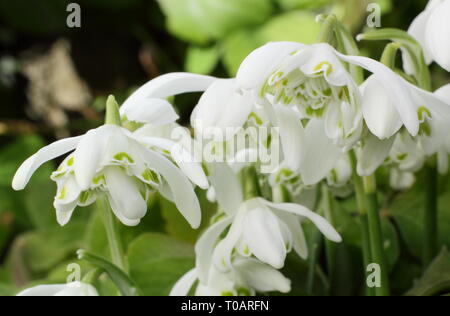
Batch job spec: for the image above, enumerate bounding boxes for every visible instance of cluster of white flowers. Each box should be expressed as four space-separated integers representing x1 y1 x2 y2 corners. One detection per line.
14 1 450 297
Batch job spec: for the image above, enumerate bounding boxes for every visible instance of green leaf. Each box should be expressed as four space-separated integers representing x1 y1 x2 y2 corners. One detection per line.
20 223 85 273
157 0 273 44
405 248 450 296
221 29 264 76
127 233 195 296
77 250 140 296
161 189 216 244
185 45 220 75
257 11 322 44
388 173 450 261
277 0 332 10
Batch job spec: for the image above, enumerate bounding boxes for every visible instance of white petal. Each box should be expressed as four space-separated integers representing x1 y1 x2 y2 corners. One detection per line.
242 201 287 269
169 269 198 296
73 126 112 191
104 166 147 222
263 199 342 243
275 105 304 171
236 42 306 91
195 218 232 284
120 73 217 114
338 53 419 136
171 142 209 189
300 119 342 185
192 79 253 141
142 148 201 229
406 9 434 70
123 98 179 125
107 193 141 226
276 211 308 260
426 0 450 71
17 284 68 296
361 76 403 139
12 136 82 190
438 148 449 175
235 258 291 293
357 133 395 176
208 163 243 216
54 282 99 296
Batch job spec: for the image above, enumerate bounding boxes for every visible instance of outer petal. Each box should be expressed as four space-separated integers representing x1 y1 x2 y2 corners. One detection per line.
361 76 403 139
357 133 395 176
208 163 243 216
242 201 287 269
12 136 82 190
169 269 198 296
236 42 306 91
275 105 304 171
120 73 217 115
195 217 233 284
104 167 148 222
426 0 450 71
338 53 419 136
235 258 291 293
300 119 342 185
17 284 68 296
73 126 113 190
142 148 201 229
192 79 253 141
276 211 308 260
406 9 434 70
123 98 179 125
263 199 342 243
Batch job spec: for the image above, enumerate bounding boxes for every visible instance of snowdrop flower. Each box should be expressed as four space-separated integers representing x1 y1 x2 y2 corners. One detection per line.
120 72 217 125
174 257 291 296
192 197 340 282
170 256 291 296
17 282 98 296
358 77 450 176
407 0 450 72
12 97 202 228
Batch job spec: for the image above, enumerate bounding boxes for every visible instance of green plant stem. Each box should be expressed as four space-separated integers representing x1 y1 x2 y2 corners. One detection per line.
363 174 390 296
241 166 262 200
317 15 337 43
424 162 438 267
349 151 374 296
381 42 401 69
321 184 336 287
98 196 126 271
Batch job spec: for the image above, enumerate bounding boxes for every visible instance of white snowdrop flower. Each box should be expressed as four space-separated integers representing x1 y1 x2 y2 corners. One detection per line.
406 0 450 72
12 98 202 228
170 256 291 297
17 282 98 296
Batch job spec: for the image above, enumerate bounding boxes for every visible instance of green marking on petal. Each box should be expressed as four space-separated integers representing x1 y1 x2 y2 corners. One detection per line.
113 152 135 163
93 174 105 185
417 106 432 122
397 153 408 161
67 157 74 166
142 169 159 184
248 112 263 126
314 61 333 76
58 186 67 200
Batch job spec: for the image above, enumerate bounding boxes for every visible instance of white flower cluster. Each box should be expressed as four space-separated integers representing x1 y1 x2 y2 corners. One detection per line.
14 2 450 296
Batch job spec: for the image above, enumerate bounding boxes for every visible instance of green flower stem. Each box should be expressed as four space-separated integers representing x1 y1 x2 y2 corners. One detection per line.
381 42 402 69
424 161 438 267
321 184 336 288
241 166 262 200
317 14 337 44
349 151 374 296
363 174 390 296
81 268 103 285
98 196 126 272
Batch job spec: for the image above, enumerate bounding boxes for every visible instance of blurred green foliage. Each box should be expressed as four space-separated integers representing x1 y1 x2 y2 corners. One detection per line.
0 0 449 296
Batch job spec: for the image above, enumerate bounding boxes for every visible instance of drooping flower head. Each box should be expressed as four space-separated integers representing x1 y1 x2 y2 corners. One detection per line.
12 96 204 228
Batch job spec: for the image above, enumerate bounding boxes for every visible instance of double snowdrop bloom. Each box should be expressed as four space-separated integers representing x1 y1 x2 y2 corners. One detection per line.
17 282 98 296
407 0 450 72
358 77 450 176
170 256 291 296
194 196 340 282
12 98 204 228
